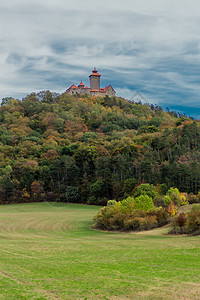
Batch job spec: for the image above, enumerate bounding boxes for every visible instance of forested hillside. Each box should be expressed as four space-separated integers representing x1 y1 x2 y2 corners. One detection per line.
0 91 199 204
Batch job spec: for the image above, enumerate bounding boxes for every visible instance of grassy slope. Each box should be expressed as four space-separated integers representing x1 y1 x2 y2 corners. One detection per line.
0 203 199 300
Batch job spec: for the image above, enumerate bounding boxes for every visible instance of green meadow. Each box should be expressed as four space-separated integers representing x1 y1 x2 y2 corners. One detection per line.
0 203 199 300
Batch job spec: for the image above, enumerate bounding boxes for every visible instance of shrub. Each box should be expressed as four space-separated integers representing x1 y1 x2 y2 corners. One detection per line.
186 205 200 235
188 193 200 204
94 206 118 230
121 197 135 213
169 213 187 235
121 196 134 206
169 205 200 235
163 195 171 207
138 215 158 230
148 207 169 227
175 213 187 228
123 217 140 231
110 212 125 229
133 195 155 211
164 189 189 207
167 187 181 205
94 203 168 232
133 183 157 199
93 208 107 229
167 201 177 216
107 200 117 206
179 193 189 206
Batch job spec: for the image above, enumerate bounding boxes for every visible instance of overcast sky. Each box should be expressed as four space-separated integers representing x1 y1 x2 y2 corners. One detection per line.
0 0 200 117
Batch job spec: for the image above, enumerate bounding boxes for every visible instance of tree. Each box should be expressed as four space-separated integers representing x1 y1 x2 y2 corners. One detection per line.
65 186 80 203
0 175 14 201
31 181 44 201
1 97 13 106
123 178 137 197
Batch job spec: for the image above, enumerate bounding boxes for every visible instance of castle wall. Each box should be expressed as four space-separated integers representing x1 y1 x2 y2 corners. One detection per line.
90 76 100 90
82 89 90 95
105 86 115 97
67 89 79 95
66 88 115 97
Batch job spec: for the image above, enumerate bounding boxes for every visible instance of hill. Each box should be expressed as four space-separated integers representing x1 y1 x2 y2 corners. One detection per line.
0 91 200 204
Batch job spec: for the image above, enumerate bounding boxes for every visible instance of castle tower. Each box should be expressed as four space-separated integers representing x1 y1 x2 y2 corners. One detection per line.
78 81 85 89
89 68 101 91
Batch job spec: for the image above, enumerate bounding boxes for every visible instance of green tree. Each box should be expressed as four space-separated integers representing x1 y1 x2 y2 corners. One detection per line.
65 186 80 203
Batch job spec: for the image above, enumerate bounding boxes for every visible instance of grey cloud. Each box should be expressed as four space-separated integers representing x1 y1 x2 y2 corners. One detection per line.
0 1 200 116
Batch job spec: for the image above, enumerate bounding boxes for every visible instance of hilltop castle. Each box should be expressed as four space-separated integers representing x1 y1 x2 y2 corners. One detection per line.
65 68 116 97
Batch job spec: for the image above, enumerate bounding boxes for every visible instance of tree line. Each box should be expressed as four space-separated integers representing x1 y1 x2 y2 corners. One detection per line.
0 91 199 204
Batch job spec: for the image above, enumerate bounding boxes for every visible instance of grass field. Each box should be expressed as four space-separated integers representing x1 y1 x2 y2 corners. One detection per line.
0 203 199 300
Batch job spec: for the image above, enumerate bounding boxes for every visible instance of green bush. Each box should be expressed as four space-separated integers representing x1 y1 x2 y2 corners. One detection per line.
179 193 189 206
133 195 155 211
94 202 168 232
163 195 171 207
107 200 117 206
121 197 135 213
133 183 157 199
167 187 181 205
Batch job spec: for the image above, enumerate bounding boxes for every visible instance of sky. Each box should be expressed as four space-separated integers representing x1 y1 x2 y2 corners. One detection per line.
0 0 200 118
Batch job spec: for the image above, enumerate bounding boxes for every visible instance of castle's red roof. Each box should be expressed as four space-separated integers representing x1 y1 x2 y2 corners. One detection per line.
90 89 99 92
70 84 79 89
91 74 100 77
100 85 112 92
78 81 84 87
104 85 112 91
66 84 79 91
83 86 90 89
89 68 101 77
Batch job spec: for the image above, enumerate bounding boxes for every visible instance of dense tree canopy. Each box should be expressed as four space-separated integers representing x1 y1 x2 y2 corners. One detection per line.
0 91 199 204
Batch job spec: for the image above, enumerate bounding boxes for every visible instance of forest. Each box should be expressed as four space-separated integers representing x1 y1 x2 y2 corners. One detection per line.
0 91 199 204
